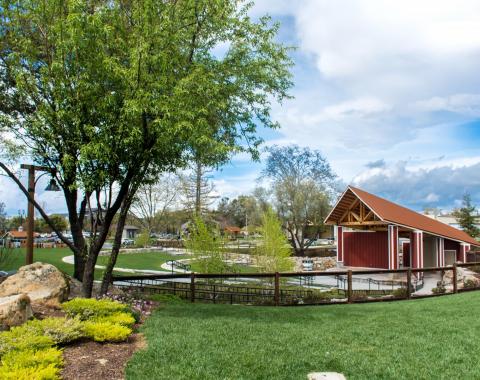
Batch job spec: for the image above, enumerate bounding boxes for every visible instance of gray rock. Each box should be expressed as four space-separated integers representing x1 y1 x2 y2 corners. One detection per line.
0 293 33 329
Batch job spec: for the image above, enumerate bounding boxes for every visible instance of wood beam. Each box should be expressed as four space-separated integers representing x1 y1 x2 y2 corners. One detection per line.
340 221 386 226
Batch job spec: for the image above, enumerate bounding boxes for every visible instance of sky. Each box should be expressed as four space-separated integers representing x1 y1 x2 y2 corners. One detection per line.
2 0 480 215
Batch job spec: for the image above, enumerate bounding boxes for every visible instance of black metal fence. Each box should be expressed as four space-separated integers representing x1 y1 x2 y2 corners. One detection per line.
111 262 480 306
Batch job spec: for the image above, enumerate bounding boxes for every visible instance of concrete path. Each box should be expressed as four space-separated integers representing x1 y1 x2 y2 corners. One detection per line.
62 255 168 275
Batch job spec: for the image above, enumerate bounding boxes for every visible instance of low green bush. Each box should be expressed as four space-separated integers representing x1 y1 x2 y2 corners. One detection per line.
95 312 136 328
148 293 185 304
0 325 54 357
0 347 63 370
392 287 409 298
62 298 130 320
464 279 476 289
83 321 132 342
28 317 85 344
0 364 61 380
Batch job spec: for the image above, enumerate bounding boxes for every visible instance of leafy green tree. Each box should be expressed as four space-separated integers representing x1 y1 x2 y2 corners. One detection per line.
255 208 293 273
453 194 480 238
262 145 336 256
0 203 7 233
217 195 262 230
0 0 292 297
35 214 68 234
134 230 151 249
185 217 228 274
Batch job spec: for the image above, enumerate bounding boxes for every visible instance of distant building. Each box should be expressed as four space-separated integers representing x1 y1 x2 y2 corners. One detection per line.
122 225 140 240
224 226 241 238
423 213 480 231
326 186 479 269
2 227 40 248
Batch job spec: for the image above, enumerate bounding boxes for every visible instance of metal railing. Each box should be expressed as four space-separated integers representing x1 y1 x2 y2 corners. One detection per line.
111 262 480 306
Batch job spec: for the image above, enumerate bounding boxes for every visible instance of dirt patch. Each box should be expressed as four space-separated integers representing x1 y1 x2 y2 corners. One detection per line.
61 333 146 380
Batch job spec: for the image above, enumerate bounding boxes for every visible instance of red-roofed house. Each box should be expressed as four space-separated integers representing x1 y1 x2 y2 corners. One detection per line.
3 227 41 248
325 186 479 269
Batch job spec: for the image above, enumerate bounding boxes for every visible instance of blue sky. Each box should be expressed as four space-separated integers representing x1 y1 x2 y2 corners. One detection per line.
2 0 480 215
211 0 480 212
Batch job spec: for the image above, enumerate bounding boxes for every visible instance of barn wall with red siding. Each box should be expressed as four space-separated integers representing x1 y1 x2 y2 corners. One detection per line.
343 231 388 269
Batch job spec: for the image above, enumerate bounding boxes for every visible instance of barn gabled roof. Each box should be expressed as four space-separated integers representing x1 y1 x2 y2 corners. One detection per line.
325 186 479 246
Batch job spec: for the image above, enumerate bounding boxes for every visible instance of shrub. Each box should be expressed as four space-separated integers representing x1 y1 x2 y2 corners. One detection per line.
0 325 54 357
432 282 447 294
0 347 63 380
464 279 477 289
62 298 130 320
95 312 136 328
392 287 409 298
83 321 132 342
147 293 184 304
0 347 63 370
0 364 61 380
29 317 85 344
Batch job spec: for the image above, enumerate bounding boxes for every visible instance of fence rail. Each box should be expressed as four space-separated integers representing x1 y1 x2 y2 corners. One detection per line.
111 262 480 307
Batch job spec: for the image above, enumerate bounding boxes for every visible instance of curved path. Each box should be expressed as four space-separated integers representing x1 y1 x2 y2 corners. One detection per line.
62 255 168 275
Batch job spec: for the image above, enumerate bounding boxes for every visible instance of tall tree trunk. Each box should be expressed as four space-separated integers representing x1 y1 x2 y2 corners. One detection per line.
100 201 130 295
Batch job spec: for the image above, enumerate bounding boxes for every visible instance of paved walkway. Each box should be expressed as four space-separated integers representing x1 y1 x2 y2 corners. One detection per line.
62 255 168 275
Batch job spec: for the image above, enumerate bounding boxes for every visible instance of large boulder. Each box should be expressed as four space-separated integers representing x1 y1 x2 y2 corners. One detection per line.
0 293 33 329
0 262 69 306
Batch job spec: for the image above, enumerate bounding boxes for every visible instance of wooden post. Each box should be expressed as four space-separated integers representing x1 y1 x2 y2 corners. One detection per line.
347 270 353 303
274 272 280 306
190 273 195 303
453 263 458 294
26 166 35 265
406 268 412 299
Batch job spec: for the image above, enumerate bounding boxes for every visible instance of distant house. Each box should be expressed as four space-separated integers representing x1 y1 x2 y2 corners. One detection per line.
423 213 480 232
224 226 241 238
2 227 40 248
122 225 140 240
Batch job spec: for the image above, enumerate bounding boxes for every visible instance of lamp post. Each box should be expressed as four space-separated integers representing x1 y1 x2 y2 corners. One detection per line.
20 164 61 265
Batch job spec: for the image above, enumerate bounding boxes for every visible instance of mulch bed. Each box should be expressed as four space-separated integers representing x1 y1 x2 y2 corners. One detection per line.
61 333 146 380
28 295 156 380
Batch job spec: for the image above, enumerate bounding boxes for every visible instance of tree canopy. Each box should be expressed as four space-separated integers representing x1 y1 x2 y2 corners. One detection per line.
453 194 480 238
0 0 293 296
261 145 336 256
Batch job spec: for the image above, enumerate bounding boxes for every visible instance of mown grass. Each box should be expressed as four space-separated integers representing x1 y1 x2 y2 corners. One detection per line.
126 292 480 379
0 248 180 279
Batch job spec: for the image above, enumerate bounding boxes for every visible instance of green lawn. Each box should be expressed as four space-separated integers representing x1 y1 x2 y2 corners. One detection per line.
1 248 182 279
1 247 74 274
126 292 480 379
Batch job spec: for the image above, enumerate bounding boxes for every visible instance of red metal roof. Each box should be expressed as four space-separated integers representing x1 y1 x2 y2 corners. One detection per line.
7 230 40 239
224 226 241 233
329 186 479 246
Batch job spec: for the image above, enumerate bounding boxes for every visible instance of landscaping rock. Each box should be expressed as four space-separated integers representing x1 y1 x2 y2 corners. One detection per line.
0 293 33 329
0 262 69 306
443 266 480 288
308 372 347 380
292 256 337 272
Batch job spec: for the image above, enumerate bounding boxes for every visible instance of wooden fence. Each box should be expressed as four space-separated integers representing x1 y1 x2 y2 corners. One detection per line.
111 262 480 306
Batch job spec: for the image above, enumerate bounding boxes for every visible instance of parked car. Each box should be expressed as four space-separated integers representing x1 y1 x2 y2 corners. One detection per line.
302 259 314 271
122 239 134 246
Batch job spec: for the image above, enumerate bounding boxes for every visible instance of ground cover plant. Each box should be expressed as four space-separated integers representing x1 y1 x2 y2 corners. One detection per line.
0 298 135 379
126 291 480 379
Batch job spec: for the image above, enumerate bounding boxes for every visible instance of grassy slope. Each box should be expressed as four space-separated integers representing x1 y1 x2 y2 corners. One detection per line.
127 292 480 380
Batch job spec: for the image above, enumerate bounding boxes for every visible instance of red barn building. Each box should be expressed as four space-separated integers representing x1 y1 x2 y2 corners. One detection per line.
325 186 479 269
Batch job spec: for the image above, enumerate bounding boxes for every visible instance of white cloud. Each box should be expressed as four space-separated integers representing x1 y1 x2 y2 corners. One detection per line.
352 160 480 210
